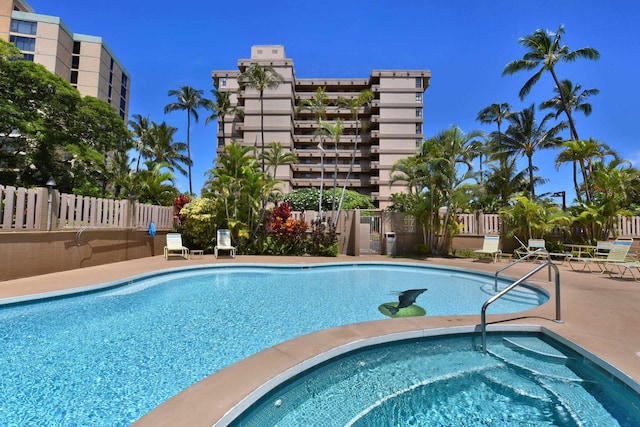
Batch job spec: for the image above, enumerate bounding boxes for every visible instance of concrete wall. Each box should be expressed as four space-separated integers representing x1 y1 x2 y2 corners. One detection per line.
0 229 167 281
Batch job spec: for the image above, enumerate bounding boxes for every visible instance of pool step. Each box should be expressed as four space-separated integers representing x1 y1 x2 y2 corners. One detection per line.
481 369 552 402
539 377 621 427
503 336 569 364
487 340 582 382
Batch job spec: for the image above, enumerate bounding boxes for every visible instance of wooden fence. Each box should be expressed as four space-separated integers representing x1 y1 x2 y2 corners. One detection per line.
2 184 640 238
0 185 174 231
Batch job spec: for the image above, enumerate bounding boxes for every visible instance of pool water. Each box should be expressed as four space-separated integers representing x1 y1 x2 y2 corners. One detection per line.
232 334 640 427
0 263 546 426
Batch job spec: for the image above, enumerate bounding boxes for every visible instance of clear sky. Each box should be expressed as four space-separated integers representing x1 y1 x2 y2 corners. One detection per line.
26 0 640 203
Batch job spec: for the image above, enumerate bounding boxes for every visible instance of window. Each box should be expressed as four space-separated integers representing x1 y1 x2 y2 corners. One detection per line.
416 138 422 147
120 85 127 98
73 41 81 54
415 77 422 88
415 92 422 102
22 53 34 61
416 123 422 134
220 77 227 88
71 56 79 69
121 73 128 88
416 107 422 118
11 19 37 35
9 35 35 51
70 70 78 84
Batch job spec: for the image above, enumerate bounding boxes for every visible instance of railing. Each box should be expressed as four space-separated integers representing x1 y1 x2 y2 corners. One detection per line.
480 249 562 353
0 185 174 231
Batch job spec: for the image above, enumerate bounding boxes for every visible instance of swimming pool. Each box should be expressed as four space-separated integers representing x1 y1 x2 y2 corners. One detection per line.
231 332 640 426
0 263 546 426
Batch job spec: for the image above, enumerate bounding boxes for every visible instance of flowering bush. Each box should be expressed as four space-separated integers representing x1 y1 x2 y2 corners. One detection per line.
173 194 191 225
179 198 218 251
263 202 308 254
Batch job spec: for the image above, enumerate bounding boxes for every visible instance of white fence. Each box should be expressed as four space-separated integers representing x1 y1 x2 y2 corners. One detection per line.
0 185 174 231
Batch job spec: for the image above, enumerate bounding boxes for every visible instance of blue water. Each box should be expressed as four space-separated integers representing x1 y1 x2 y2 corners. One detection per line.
0 263 547 426
232 334 640 427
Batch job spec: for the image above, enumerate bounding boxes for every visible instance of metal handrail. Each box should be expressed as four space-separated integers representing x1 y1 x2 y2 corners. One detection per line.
494 248 550 291
481 252 562 353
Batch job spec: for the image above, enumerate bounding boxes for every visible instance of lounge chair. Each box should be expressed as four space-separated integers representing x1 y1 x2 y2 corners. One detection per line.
214 229 236 258
569 239 633 273
473 235 501 263
514 238 548 261
164 233 190 260
606 260 640 282
593 241 613 258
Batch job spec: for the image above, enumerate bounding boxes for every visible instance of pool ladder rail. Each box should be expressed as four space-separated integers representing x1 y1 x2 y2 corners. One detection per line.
481 249 563 353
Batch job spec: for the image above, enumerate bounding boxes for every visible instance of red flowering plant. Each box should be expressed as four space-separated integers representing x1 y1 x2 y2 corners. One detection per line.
173 194 191 227
265 201 308 254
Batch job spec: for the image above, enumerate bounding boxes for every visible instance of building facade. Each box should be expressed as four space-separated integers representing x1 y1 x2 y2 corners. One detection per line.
212 45 430 209
0 0 130 120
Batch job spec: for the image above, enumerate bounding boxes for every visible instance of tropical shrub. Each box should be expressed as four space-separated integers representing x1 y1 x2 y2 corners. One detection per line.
308 219 339 256
283 188 375 211
179 198 219 251
263 202 308 254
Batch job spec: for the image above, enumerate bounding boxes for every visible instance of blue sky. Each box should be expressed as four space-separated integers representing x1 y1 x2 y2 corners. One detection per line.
27 0 640 203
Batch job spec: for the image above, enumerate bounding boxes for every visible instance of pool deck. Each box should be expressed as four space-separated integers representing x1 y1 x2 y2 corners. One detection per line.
2 254 640 426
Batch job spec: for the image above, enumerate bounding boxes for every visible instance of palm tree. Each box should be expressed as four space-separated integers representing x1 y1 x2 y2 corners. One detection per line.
146 121 191 179
390 126 482 254
498 105 566 198
555 138 615 204
503 25 600 143
476 103 511 183
542 79 599 200
540 79 599 133
237 63 284 173
476 102 511 144
164 86 207 194
337 89 374 218
204 89 240 151
320 119 344 224
109 150 134 198
297 87 330 216
135 161 178 206
129 114 151 172
482 157 529 208
262 141 298 180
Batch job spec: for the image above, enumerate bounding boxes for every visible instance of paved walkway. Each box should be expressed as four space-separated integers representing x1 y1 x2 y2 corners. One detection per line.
1 254 639 426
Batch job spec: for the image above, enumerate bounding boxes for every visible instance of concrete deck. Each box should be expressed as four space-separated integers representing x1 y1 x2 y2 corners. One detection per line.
1 254 639 426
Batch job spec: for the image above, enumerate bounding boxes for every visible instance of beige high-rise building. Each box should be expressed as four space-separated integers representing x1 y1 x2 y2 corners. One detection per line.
212 45 430 209
0 0 130 121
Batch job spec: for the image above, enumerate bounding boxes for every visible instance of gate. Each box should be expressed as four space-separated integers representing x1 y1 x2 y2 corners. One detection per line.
360 212 382 254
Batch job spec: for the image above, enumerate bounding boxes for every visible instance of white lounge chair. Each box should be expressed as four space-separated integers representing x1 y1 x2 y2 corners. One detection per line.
569 239 633 273
474 235 501 263
214 229 236 258
593 241 614 258
607 260 640 282
164 233 190 260
514 238 548 261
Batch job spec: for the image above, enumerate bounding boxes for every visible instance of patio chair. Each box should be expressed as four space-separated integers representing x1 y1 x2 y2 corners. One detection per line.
214 229 236 259
606 260 640 282
473 235 501 263
569 239 633 273
164 233 190 260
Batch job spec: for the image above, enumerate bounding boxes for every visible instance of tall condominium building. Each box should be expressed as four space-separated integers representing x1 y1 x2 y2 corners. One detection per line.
0 0 130 120
212 45 430 209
